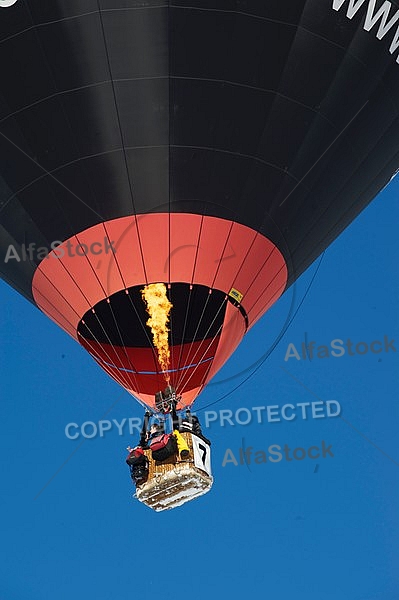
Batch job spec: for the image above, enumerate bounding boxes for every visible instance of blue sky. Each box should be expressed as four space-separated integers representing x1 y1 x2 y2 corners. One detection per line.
1 179 399 600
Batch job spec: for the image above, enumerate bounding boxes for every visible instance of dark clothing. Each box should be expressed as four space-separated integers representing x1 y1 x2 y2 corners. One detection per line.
178 414 211 446
179 414 201 435
149 433 178 462
139 436 149 450
139 411 151 448
126 452 149 485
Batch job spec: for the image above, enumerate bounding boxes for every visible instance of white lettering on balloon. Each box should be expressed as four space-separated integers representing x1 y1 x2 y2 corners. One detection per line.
333 0 399 63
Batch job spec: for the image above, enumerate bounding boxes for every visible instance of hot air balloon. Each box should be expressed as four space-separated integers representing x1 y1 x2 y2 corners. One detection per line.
1 0 399 508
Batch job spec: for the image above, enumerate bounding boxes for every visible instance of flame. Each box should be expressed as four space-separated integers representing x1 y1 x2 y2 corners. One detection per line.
141 283 173 383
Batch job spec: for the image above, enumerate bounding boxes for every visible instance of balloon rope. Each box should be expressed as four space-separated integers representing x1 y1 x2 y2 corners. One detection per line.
176 222 279 395
35 228 146 393
174 289 214 391
33 271 139 392
174 218 235 390
65 230 144 392
197 252 326 411
175 297 227 392
101 222 161 383
175 222 254 394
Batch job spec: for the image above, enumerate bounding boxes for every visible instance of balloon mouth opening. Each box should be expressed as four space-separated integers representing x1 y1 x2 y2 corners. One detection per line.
77 282 228 349
76 282 246 397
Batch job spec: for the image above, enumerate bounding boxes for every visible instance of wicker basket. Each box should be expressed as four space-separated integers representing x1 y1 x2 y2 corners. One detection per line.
134 432 213 511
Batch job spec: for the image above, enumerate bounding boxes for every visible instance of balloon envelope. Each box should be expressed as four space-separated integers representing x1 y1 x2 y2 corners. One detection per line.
1 0 399 408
